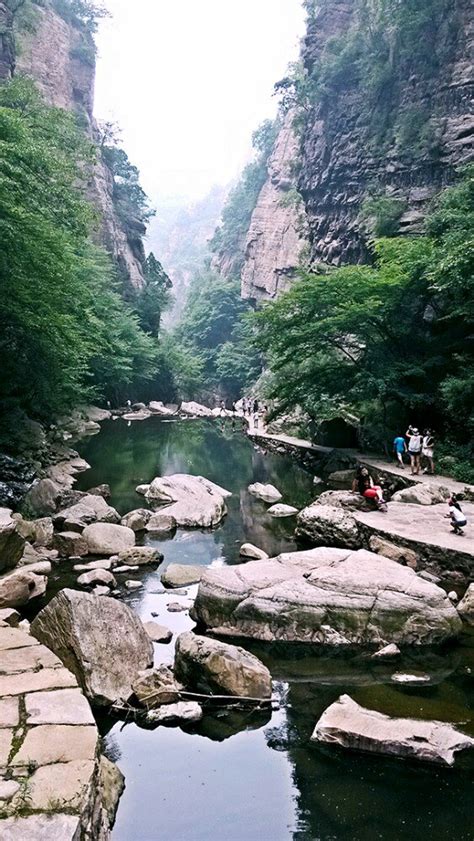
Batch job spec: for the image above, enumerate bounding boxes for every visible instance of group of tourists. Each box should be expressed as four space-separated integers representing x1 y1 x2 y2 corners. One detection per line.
241 397 267 430
393 427 435 475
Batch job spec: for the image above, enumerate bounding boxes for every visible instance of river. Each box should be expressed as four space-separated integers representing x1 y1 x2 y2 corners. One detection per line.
55 417 474 840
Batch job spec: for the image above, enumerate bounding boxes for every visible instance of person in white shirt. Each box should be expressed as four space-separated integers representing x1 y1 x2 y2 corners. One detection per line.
447 495 467 535
422 429 435 475
406 426 423 475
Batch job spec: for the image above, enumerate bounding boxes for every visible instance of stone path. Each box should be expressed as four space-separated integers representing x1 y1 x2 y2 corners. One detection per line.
0 619 122 839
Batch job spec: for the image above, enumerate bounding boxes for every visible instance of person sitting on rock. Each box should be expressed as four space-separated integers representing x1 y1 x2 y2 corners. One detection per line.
352 466 387 511
446 494 467 535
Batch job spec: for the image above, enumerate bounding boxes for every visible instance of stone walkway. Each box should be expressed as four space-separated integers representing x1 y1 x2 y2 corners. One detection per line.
0 617 121 840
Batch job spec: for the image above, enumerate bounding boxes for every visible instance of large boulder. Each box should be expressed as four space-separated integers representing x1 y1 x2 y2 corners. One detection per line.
0 508 25 572
311 694 474 766
392 484 451 505
316 490 369 511
117 546 163 567
193 547 461 646
161 564 204 588
180 401 213 417
53 531 88 558
457 583 474 625
239 543 269 561
23 478 60 516
53 495 120 532
144 474 230 528
174 632 272 699
0 568 47 608
30 589 154 706
296 503 361 548
248 483 282 503
149 401 175 415
82 523 135 556
132 666 182 708
121 509 152 532
327 469 356 490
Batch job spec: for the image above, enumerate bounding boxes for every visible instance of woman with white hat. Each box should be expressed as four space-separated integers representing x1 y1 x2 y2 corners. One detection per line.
406 426 423 475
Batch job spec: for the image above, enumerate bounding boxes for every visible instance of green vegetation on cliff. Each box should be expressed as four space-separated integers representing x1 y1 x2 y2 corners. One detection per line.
256 168 474 478
0 79 169 417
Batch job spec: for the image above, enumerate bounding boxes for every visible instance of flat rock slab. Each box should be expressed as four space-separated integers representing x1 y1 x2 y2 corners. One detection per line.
25 688 95 726
0 627 40 650
161 563 204 588
24 759 96 811
0 728 13 764
193 547 461 646
11 724 98 767
0 814 80 841
311 694 474 766
0 645 62 675
0 667 77 697
0 697 19 727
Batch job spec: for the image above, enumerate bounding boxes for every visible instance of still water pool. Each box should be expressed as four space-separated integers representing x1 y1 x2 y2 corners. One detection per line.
68 417 474 841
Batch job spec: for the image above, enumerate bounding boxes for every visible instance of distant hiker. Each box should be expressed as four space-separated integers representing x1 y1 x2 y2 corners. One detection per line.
406 426 422 475
106 400 111 410
253 398 259 414
231 401 237 414
352 466 387 511
446 494 467 535
393 434 407 468
253 411 260 429
422 429 435 475
126 399 131 409
220 400 226 417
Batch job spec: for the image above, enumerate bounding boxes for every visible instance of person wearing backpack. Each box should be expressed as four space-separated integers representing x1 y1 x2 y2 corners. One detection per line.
406 426 422 475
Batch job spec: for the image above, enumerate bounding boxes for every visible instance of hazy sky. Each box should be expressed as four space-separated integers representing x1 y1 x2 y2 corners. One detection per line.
94 0 305 202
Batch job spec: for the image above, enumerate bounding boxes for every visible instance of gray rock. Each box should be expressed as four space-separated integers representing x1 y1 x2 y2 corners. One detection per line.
0 568 47 609
371 643 401 659
73 559 114 572
448 590 458 602
296 503 361 548
149 401 175 415
0 814 81 840
248 483 282 503
82 523 135 556
167 602 190 612
132 666 182 707
93 586 112 597
53 494 120 531
161 563 203 588
0 508 25 573
193 547 461 646
317 490 369 511
239 543 269 561
125 580 143 590
143 622 173 643
113 565 136 573
145 474 230 528
53 531 88 558
31 589 153 706
117 546 163 567
267 503 299 518
392 484 451 506
391 672 431 684
327 469 356 490
180 401 213 417
86 483 111 499
99 755 125 825
418 570 442 584
311 694 474 766
23 478 60 517
146 512 177 534
174 632 272 699
369 535 418 568
458 583 474 625
121 508 152 532
77 569 117 588
0 608 20 627
146 701 203 724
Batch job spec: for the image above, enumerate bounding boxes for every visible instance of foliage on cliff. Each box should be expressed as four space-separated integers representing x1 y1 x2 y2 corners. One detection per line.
210 119 278 276
255 168 474 474
0 78 168 417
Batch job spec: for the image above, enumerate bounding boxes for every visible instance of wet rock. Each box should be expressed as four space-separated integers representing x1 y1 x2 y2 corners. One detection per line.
0 508 26 573
53 531 88 558
161 563 203 588
392 484 451 505
143 622 173 643
311 694 474 766
121 508 152 532
239 543 269 561
117 546 162 567
458 583 474 625
53 494 120 531
147 701 203 725
175 632 272 699
296 503 361 549
146 512 177 534
125 580 143 591
371 643 401 659
167 602 189 613
113 565 136 574
267 503 299 518
77 569 117 588
391 672 431 684
369 535 418 568
144 474 230 528
248 483 282 503
327 469 356 490
82 523 135 556
0 569 47 609
31 589 153 706
132 666 182 708
73 559 114 572
193 547 461 646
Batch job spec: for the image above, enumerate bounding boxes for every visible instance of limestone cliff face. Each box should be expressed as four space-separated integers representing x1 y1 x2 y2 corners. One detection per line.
242 0 474 299
13 1 145 289
241 112 309 302
0 2 14 80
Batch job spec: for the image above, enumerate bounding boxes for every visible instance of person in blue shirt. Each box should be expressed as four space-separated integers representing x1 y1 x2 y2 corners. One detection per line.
393 434 407 468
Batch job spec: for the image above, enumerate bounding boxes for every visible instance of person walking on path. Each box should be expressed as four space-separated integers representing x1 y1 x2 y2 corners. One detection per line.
352 466 387 511
422 429 435 475
446 494 467 535
406 426 423 475
393 434 407 468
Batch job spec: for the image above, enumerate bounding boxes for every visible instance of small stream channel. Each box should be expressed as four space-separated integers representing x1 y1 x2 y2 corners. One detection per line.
39 417 474 839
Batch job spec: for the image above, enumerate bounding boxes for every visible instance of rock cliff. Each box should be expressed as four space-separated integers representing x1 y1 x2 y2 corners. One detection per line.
13 0 145 288
241 0 474 300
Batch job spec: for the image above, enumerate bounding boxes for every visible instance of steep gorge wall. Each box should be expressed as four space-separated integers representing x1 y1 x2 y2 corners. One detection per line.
242 0 474 300
13 1 145 289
